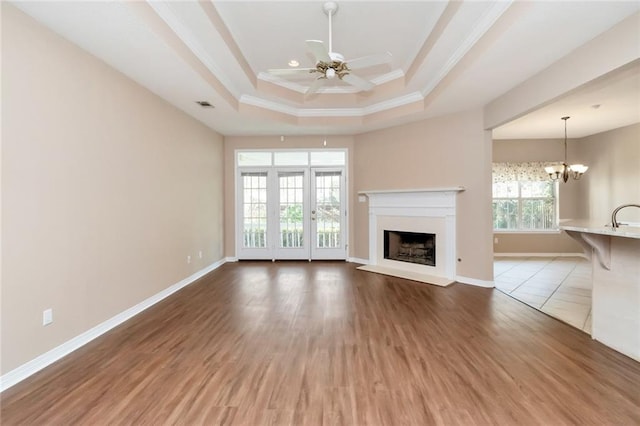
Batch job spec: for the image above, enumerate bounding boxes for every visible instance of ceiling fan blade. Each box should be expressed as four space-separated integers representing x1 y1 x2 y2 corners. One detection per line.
347 52 393 70
306 40 331 64
342 73 375 92
267 68 316 76
305 77 326 98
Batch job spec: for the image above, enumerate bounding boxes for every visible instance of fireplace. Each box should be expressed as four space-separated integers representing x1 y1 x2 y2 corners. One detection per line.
384 230 435 266
356 187 464 287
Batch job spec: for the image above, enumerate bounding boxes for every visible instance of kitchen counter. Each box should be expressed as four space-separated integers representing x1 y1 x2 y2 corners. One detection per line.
561 220 640 239
561 221 640 361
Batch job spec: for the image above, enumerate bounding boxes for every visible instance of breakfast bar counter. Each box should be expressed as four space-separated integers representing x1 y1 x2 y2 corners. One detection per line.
561 221 640 361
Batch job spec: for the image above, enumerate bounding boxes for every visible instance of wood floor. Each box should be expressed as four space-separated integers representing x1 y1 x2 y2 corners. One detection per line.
2 261 639 425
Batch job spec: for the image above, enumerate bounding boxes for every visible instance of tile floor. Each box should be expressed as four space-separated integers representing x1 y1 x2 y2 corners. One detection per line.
494 256 592 334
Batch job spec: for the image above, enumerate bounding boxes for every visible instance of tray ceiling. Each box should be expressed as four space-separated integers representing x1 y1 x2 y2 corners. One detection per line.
11 1 640 138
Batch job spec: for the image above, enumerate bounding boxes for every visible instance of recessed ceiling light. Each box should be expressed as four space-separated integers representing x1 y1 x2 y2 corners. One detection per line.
288 60 299 68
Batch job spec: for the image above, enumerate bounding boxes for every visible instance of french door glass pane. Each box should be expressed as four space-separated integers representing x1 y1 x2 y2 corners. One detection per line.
242 172 268 248
279 172 304 248
315 172 341 248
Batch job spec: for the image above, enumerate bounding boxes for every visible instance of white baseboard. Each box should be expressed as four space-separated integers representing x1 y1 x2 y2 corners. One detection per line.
0 259 227 393
456 275 495 288
225 256 238 262
494 252 587 258
347 257 369 265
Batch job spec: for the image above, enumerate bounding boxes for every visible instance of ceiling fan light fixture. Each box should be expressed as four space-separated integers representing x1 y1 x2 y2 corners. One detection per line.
266 1 390 95
288 60 299 67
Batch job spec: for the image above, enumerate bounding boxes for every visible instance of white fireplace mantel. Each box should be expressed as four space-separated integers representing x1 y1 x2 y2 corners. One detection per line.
358 187 464 286
358 187 465 196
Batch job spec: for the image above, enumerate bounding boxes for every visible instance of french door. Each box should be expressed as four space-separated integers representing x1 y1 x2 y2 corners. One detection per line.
310 168 345 259
237 166 346 260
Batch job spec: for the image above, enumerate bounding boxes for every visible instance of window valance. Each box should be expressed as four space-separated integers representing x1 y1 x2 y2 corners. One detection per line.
492 162 558 183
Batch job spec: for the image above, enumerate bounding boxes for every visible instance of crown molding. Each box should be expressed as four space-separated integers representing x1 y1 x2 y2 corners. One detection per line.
240 95 300 116
421 0 514 97
147 1 241 98
364 92 424 114
240 91 424 119
298 107 364 117
199 1 257 86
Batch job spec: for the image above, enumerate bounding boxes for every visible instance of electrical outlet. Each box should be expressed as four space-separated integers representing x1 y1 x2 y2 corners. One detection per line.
43 308 53 326
187 255 191 264
494 237 499 244
198 250 203 259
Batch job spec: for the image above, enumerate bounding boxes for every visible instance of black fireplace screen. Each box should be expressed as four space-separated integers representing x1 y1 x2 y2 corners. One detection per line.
384 230 435 266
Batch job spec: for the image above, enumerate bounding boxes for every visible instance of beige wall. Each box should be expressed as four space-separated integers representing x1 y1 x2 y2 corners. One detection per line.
577 123 640 224
354 109 494 282
492 138 583 254
223 135 355 258
493 233 581 255
1 5 225 374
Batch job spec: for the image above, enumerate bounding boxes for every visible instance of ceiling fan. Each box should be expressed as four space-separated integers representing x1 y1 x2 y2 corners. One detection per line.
267 1 393 97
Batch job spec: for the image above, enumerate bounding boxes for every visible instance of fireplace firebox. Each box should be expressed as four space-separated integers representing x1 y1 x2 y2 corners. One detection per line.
384 230 435 267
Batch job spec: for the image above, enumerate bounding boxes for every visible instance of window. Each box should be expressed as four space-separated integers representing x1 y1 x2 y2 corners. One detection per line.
492 180 557 231
237 150 346 167
492 162 558 232
237 151 271 166
310 151 345 166
274 151 309 166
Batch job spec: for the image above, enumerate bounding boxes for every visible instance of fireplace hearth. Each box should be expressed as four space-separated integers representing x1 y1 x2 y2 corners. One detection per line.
384 230 435 266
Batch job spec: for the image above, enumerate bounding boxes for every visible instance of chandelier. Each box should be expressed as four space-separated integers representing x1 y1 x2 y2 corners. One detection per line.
544 116 588 182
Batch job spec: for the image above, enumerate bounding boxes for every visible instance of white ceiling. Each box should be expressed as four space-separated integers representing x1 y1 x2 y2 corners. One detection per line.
492 61 640 139
11 1 640 139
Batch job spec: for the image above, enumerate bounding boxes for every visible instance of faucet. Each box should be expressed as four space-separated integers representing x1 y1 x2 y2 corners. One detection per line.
611 204 640 228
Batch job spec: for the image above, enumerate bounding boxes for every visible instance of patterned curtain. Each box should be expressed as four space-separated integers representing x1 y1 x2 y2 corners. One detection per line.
492 162 558 183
